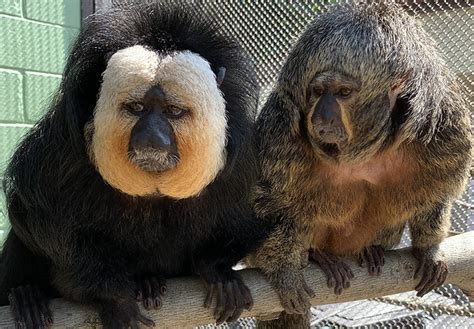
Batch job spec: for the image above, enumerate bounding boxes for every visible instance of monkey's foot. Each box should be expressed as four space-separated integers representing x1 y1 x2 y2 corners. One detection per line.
9 285 52 329
358 245 385 276
99 299 155 329
413 247 448 297
310 249 354 295
136 276 167 310
270 269 315 315
201 270 253 325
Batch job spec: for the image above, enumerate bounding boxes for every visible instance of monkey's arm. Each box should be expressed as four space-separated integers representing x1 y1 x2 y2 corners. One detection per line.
193 212 268 325
408 202 451 297
250 214 314 315
46 234 154 328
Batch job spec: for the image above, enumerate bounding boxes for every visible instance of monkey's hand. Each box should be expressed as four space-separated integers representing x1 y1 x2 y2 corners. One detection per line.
412 246 448 297
358 245 385 276
269 268 315 314
310 249 354 295
201 270 253 325
9 285 53 329
98 299 155 329
136 276 167 310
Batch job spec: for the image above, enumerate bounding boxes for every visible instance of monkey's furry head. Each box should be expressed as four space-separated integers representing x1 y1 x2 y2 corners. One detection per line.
56 3 258 198
279 1 457 162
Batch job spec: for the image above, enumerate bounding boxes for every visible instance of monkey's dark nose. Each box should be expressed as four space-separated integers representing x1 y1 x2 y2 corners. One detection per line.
130 129 174 153
129 111 177 155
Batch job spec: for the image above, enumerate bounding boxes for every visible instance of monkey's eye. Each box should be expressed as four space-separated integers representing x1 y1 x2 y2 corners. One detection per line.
163 106 187 119
339 88 352 97
314 88 325 96
124 102 146 114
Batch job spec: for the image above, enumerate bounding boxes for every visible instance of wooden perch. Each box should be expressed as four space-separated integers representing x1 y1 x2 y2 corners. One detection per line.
0 232 473 328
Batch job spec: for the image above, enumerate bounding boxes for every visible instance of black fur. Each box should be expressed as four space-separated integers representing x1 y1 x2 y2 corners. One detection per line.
0 2 267 327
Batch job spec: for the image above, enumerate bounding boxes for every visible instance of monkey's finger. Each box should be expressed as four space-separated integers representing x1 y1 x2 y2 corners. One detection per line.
364 248 377 275
417 277 437 297
141 279 153 310
9 289 25 329
280 298 293 314
303 280 315 298
436 262 448 287
311 250 336 288
329 264 344 295
227 305 244 324
136 289 143 301
15 321 26 329
203 283 215 309
415 268 431 294
213 282 225 321
289 296 305 315
428 261 447 292
216 282 236 325
24 285 44 329
339 266 351 289
297 289 312 311
280 297 297 314
237 280 253 310
227 281 244 323
376 246 385 267
137 312 156 328
414 257 426 279
17 287 34 329
371 249 382 276
417 273 439 298
34 286 53 326
342 262 355 280
152 296 162 310
317 261 336 288
159 278 167 296
150 277 164 309
415 265 436 296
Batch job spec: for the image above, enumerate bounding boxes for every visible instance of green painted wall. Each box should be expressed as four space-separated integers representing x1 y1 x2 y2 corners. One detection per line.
0 0 80 242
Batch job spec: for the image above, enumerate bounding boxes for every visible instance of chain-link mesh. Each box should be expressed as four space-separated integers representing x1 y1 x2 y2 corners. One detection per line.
103 0 474 327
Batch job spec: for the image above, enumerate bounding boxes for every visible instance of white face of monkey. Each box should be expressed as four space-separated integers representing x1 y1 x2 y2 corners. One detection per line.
88 45 228 199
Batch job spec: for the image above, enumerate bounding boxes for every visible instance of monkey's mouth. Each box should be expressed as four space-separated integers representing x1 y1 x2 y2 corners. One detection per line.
320 142 341 157
128 149 179 173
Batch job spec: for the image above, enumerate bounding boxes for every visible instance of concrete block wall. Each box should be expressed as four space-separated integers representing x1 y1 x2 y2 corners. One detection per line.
0 0 80 241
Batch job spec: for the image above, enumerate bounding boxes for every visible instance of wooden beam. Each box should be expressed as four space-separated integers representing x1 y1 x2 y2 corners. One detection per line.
0 232 473 328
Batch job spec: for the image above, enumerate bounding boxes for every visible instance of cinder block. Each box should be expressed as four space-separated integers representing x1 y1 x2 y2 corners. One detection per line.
25 72 61 123
0 15 78 74
0 124 31 175
0 0 21 17
0 69 24 122
25 0 80 28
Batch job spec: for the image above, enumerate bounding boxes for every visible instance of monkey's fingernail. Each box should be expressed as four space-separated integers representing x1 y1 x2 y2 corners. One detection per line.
154 298 161 309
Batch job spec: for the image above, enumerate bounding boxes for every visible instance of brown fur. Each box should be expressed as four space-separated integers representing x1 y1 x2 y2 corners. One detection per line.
252 2 472 328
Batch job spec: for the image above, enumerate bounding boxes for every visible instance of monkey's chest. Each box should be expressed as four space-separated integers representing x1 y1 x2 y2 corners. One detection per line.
308 155 417 255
